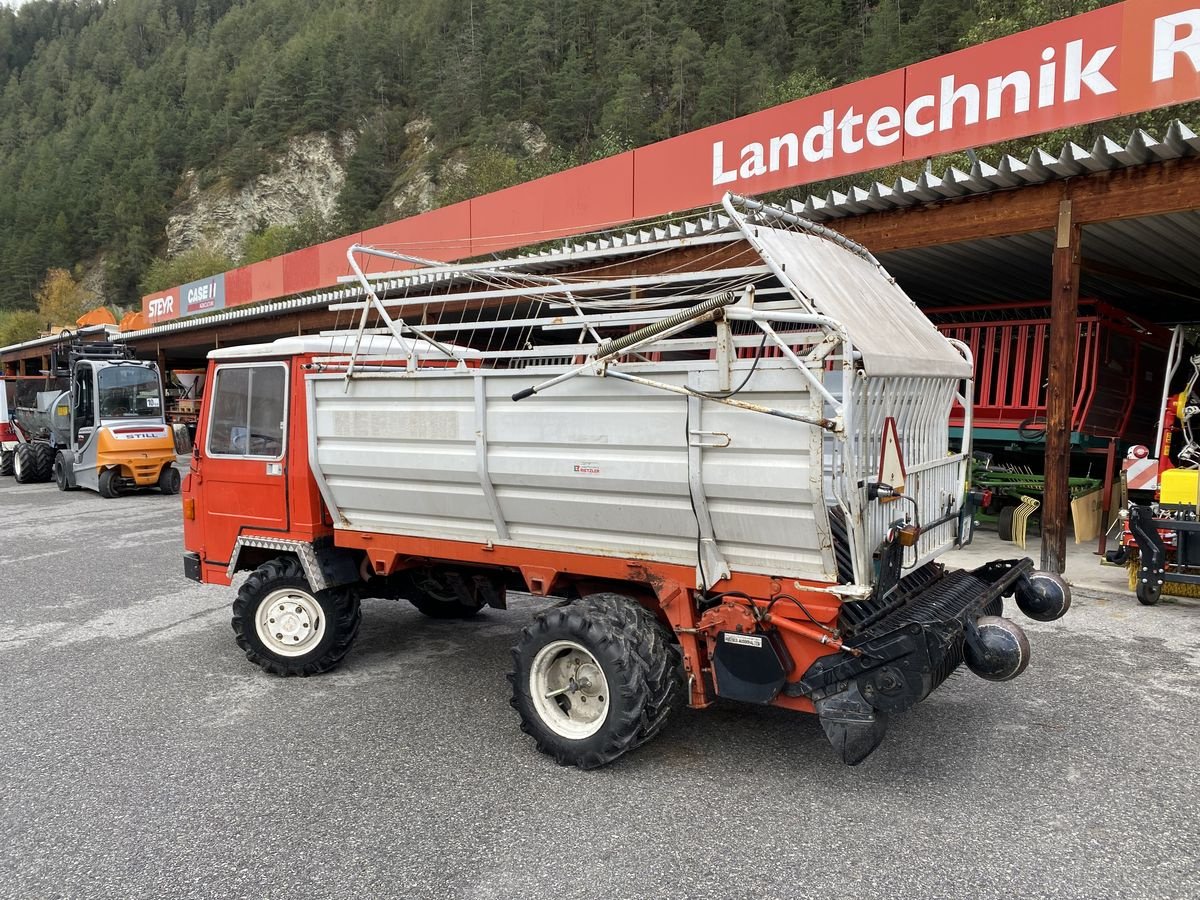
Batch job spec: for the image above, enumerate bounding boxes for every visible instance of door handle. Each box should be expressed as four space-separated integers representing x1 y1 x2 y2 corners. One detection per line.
266 462 284 476
689 430 731 449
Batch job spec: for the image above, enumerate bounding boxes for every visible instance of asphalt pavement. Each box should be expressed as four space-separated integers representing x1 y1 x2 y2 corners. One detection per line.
1 476 1197 900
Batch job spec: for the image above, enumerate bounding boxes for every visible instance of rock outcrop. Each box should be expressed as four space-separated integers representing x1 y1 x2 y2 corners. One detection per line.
165 133 354 257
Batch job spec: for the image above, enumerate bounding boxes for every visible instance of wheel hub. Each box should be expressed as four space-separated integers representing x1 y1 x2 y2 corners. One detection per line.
529 640 610 739
256 588 325 657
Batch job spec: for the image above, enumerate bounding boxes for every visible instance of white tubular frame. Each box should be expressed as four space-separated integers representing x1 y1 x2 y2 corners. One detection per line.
317 192 979 590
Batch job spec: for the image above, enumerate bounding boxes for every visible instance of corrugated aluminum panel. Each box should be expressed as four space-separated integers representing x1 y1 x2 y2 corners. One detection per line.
307 361 834 583
751 225 971 378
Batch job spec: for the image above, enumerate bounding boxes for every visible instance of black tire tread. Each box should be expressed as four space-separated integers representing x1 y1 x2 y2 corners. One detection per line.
0 450 12 476
14 443 38 484
32 443 54 481
584 592 685 749
231 556 361 676
509 593 684 769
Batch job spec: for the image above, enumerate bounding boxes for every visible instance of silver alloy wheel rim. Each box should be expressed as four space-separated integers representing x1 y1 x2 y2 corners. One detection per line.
529 639 611 739
256 587 326 657
13 450 23 479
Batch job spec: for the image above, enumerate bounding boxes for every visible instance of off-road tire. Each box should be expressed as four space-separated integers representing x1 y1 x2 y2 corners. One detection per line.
158 464 181 495
13 443 38 483
53 452 78 491
97 467 121 498
32 443 54 481
509 594 685 769
232 556 362 676
0 449 12 476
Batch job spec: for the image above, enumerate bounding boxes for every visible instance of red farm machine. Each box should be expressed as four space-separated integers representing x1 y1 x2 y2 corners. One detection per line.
930 301 1171 544
180 195 1069 768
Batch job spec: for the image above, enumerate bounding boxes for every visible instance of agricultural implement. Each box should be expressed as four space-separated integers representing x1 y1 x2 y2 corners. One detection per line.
1112 327 1200 603
181 194 1069 767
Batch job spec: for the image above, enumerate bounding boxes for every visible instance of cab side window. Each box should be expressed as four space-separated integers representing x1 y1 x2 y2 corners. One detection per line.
207 364 287 458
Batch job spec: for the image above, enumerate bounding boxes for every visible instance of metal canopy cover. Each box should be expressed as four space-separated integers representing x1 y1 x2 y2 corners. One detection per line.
752 226 971 379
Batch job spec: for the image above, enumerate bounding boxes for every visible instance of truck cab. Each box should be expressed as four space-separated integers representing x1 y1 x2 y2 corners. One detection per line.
182 339 343 587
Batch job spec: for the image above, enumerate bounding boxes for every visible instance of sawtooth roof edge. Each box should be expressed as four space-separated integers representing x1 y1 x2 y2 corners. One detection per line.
103 121 1197 345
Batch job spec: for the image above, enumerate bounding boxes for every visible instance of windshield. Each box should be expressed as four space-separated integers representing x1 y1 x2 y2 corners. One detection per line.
97 365 163 419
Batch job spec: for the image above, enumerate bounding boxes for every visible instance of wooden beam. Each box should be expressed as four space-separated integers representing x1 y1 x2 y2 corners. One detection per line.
1042 200 1081 575
837 156 1200 253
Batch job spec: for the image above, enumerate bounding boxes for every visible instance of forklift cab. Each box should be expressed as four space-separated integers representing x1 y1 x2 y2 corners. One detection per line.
56 360 179 497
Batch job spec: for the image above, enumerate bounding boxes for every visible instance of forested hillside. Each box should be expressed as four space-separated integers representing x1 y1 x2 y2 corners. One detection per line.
0 0 1123 324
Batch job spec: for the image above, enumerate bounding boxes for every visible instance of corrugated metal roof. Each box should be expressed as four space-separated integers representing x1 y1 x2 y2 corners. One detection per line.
794 121 1200 221
73 119 1200 344
0 324 116 357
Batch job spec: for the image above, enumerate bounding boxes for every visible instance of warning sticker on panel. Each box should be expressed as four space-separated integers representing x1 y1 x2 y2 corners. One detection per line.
723 633 763 648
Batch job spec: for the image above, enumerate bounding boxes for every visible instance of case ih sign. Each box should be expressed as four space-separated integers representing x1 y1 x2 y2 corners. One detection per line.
143 0 1200 326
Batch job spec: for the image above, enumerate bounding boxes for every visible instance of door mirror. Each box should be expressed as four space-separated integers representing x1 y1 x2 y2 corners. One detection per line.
172 423 193 455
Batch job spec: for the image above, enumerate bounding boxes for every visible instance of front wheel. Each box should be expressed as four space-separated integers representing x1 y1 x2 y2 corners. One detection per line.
0 449 12 476
508 594 684 769
232 557 361 676
53 452 78 491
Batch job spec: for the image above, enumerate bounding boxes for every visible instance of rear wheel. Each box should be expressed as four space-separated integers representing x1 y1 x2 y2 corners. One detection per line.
509 594 684 769
158 464 181 495
97 467 121 498
13 444 37 484
32 443 54 481
232 557 361 676
0 449 12 476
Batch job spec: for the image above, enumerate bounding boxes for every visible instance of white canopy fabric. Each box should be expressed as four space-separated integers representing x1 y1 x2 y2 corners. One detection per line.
752 226 971 379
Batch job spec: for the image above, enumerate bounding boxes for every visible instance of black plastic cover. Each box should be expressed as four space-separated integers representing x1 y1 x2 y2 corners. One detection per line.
712 630 787 704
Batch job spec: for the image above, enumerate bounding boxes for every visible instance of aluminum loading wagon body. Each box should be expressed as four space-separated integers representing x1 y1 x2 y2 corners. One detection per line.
182 195 1070 766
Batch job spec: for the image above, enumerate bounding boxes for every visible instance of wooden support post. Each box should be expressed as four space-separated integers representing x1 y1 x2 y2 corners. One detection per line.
1043 200 1081 575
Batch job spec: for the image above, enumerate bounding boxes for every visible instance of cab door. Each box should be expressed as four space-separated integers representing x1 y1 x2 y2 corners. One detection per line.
196 361 291 567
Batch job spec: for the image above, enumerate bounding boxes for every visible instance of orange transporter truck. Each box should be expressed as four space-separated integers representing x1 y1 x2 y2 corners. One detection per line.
181 195 1069 766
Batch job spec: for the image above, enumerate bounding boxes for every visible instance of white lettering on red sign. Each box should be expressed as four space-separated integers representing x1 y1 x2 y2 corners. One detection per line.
1154 11 1200 82
148 294 176 318
712 33 1126 188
